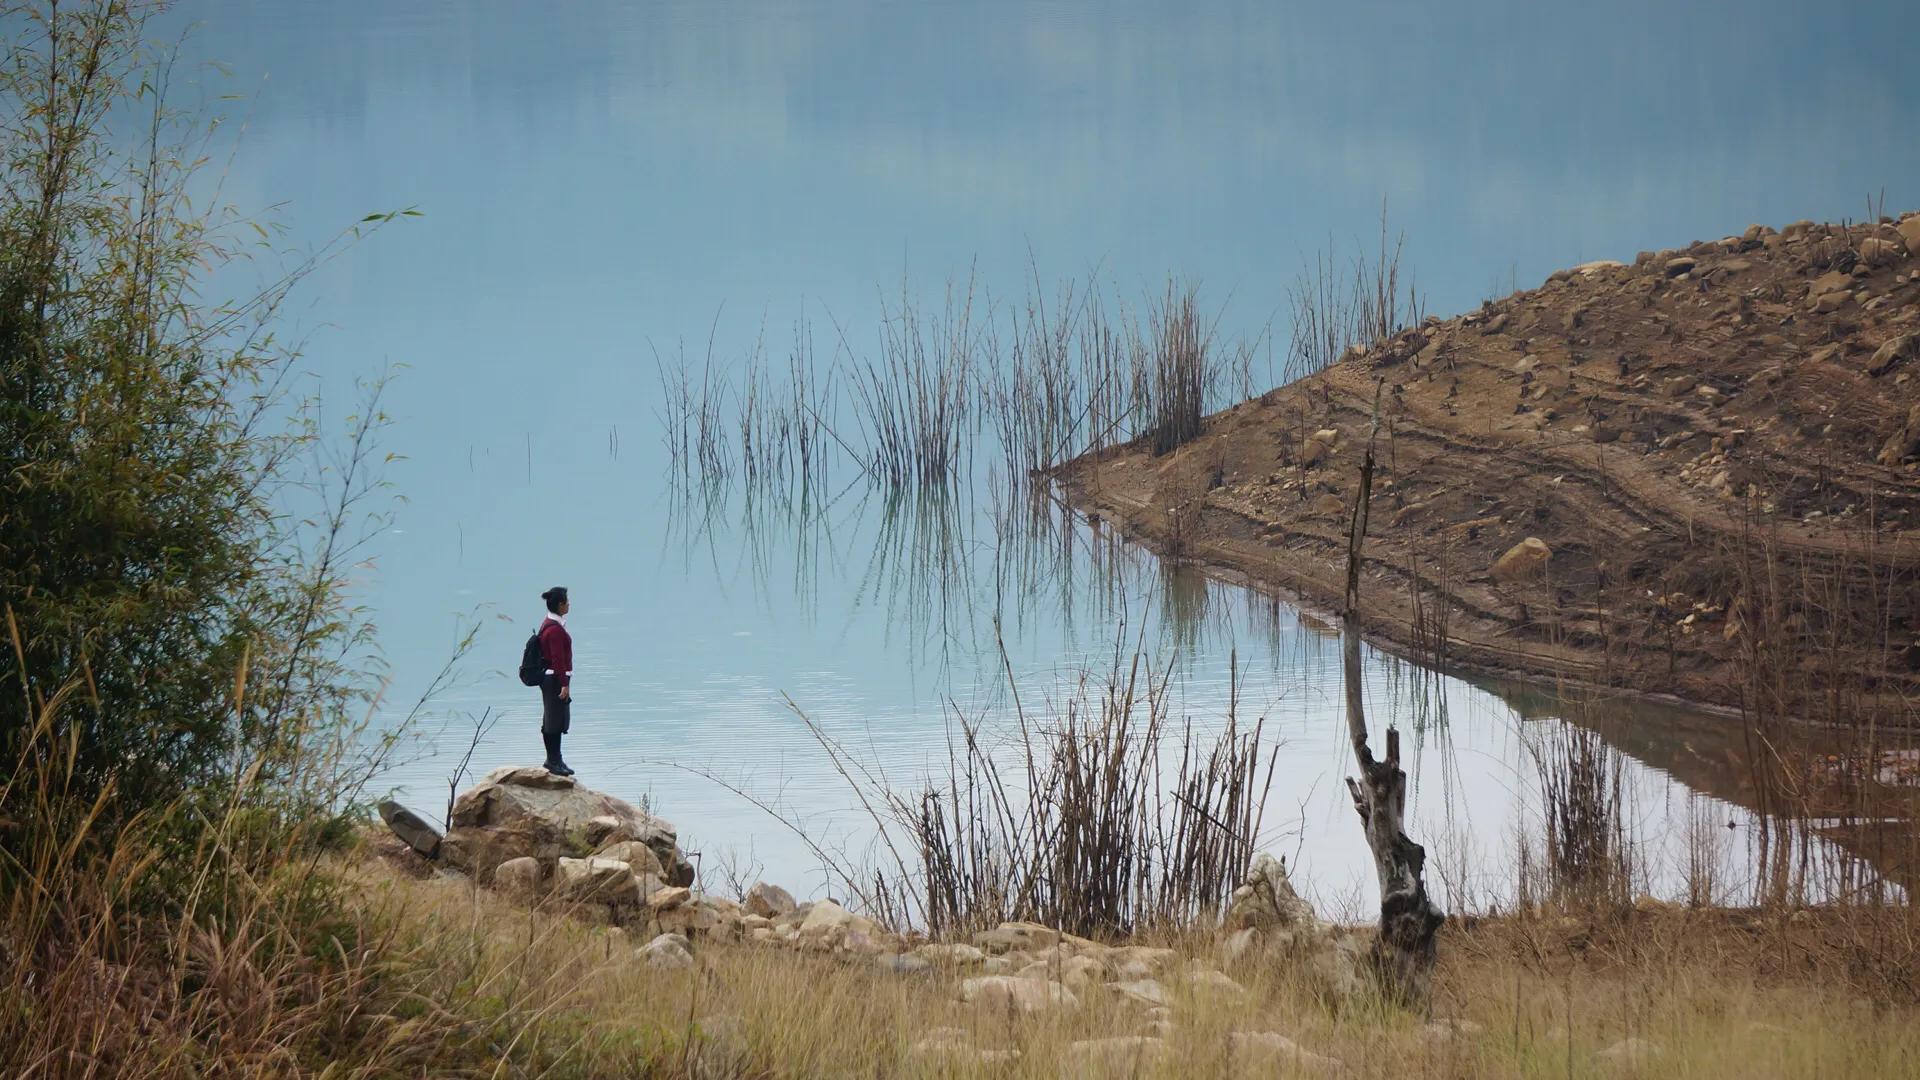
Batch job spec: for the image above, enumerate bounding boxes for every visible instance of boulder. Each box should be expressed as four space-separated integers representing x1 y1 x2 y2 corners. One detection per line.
1218 856 1365 1000
492 856 545 900
377 799 442 860
1867 334 1918 378
556 856 638 904
654 894 736 938
1860 236 1906 266
1492 537 1552 583
649 885 693 910
1016 953 1108 988
1108 945 1177 975
1809 270 1854 297
914 942 988 967
440 766 691 885
794 899 883 952
1109 978 1170 1008
876 953 933 977
1224 853 1317 931
593 840 665 877
638 932 693 971
970 920 1102 958
1899 216 1920 259
743 881 796 919
1663 256 1696 277
1810 289 1854 314
958 975 1079 1014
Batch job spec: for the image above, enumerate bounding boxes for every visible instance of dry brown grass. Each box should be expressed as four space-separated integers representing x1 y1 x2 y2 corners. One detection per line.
259 848 1920 1078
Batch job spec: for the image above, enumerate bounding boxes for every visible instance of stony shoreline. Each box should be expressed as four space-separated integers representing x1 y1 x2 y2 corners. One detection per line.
375 766 1438 1071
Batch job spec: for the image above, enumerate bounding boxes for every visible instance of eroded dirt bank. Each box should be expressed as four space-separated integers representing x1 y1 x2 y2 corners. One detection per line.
1059 215 1920 725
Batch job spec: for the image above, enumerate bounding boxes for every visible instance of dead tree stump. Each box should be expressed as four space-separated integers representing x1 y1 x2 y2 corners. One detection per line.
1341 383 1445 1002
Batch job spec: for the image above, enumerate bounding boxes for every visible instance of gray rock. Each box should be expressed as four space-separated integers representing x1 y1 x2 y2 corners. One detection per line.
492 855 544 899
1492 537 1552 583
639 932 694 970
377 799 442 860
913 942 987 967
744 881 796 919
958 975 1078 1013
593 839 665 877
440 766 691 885
1867 334 1918 378
1860 236 1906 267
556 856 637 904
1109 978 1170 1008
1225 853 1318 931
1898 216 1920 260
876 953 933 977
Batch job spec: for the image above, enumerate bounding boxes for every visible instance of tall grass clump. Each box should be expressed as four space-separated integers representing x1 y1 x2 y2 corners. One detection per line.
1286 203 1423 382
850 278 981 489
0 3 485 1073
797 630 1273 939
1519 720 1634 909
1145 283 1206 455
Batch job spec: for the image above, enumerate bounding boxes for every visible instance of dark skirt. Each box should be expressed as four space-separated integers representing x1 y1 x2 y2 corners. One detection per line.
540 674 571 735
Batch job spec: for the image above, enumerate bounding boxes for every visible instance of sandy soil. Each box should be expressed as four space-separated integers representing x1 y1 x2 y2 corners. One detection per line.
1059 215 1920 725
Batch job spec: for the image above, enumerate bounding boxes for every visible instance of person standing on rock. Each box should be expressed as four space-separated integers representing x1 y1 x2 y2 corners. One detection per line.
538 586 575 776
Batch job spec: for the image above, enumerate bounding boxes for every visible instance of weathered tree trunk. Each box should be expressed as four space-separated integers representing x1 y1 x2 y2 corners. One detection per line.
1341 385 1444 1002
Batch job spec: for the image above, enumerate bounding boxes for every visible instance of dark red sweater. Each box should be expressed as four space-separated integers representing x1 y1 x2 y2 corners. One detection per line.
538 618 573 688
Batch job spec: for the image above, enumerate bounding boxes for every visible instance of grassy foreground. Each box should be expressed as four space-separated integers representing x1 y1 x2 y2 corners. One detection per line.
329 841 1917 1078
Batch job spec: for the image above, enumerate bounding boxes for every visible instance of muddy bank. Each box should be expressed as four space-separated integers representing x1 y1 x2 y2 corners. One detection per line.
1058 214 1920 727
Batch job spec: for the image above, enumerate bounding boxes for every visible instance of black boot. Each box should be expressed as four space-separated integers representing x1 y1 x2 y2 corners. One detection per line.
542 730 566 774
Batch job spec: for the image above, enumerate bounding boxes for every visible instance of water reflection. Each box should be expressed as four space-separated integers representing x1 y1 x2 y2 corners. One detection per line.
636 474 1902 910
157 0 1918 913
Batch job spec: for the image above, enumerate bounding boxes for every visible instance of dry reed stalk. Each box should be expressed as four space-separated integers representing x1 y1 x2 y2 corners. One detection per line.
793 625 1272 940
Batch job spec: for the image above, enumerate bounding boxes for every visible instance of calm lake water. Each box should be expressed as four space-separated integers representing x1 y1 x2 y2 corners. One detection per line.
163 0 1917 913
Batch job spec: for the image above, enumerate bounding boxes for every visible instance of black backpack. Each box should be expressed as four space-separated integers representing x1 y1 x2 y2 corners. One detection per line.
517 630 546 687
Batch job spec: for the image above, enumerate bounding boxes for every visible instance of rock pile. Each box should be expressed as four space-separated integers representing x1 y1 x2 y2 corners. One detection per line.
376 789 1386 1072
439 765 693 887
378 782 1371 1023
1218 853 1368 999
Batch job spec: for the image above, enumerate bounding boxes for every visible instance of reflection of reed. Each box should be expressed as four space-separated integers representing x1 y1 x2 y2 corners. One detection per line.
1520 716 1634 908
659 476 860 626
854 485 980 672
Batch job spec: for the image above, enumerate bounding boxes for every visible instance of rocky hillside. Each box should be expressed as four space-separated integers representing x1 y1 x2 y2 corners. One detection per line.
1059 213 1920 722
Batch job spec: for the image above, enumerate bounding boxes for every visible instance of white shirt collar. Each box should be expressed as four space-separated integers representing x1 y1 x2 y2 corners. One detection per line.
545 612 567 627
